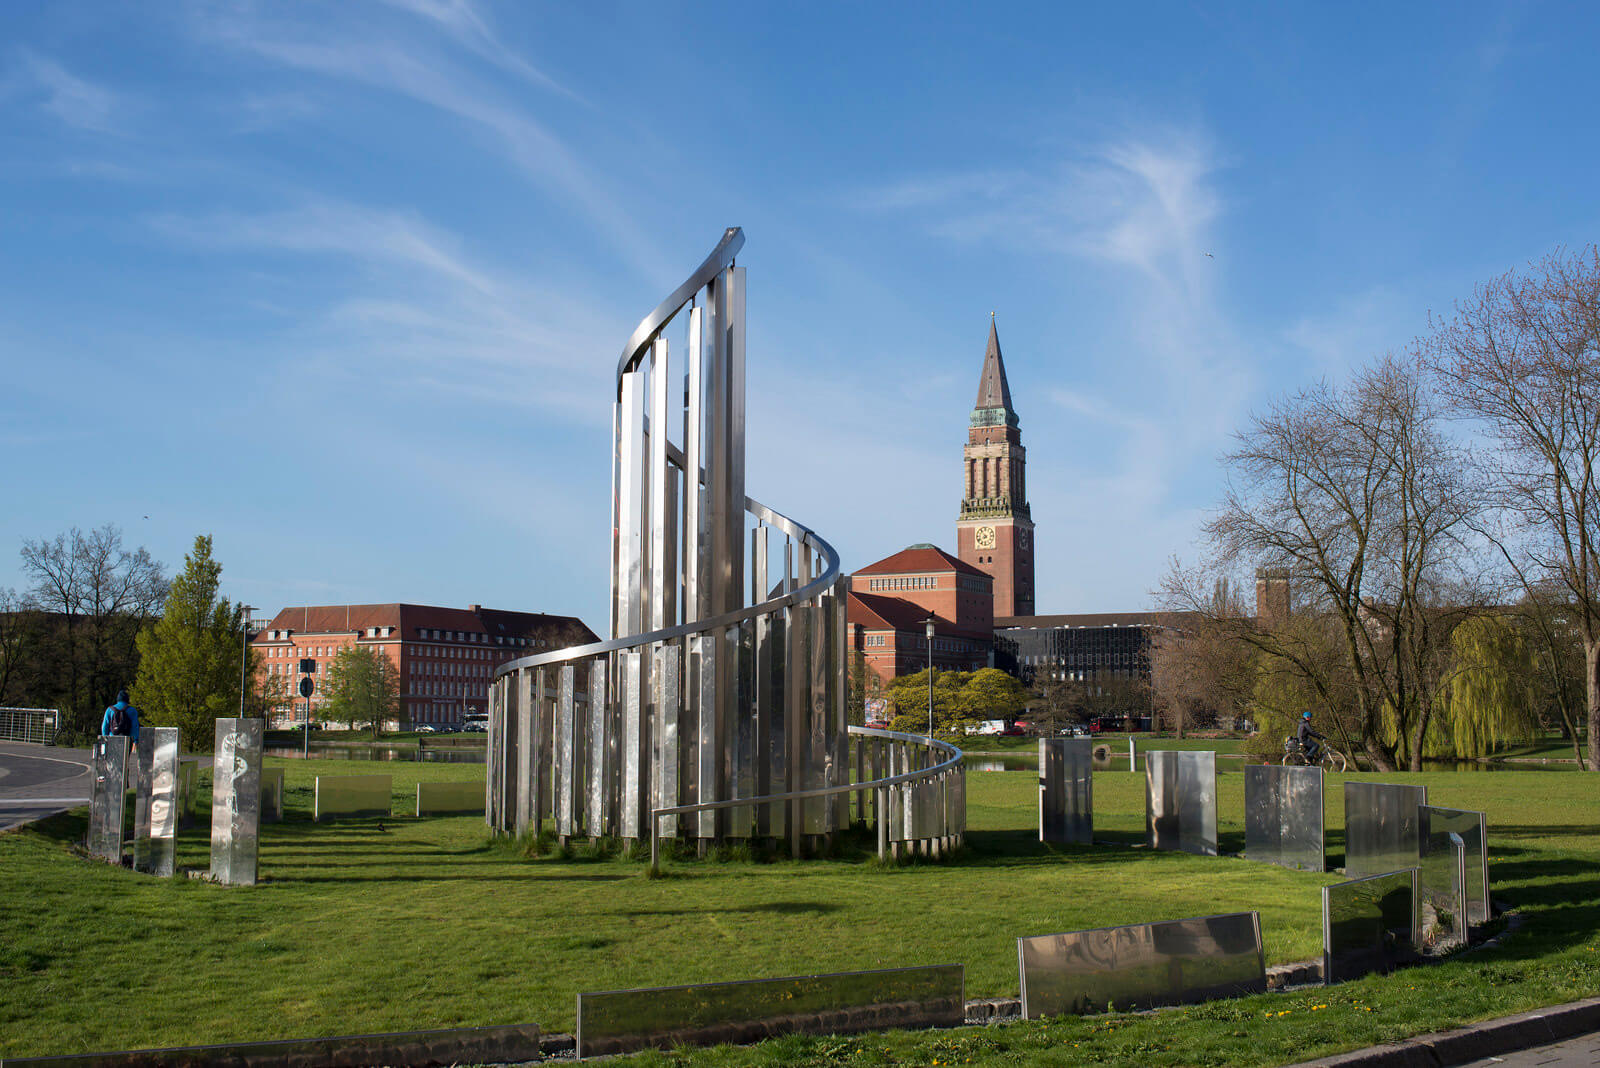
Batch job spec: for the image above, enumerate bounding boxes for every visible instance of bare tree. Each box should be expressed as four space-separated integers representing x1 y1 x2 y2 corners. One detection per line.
1172 358 1481 770
20 525 167 733
1150 585 1255 739
0 587 39 705
1426 246 1600 771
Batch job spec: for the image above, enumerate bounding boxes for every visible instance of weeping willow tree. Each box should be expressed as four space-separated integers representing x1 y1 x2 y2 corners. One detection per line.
1400 616 1541 759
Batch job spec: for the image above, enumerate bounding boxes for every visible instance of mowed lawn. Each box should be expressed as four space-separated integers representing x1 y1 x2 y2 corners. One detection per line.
0 757 1597 1064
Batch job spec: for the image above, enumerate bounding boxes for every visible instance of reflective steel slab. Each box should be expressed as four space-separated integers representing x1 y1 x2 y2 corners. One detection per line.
1244 764 1324 871
209 718 264 886
1017 912 1265 1018
1322 868 1418 983
314 775 393 821
131 731 154 871
259 767 285 824
1344 782 1427 879
1145 751 1217 856
1039 738 1093 844
1420 805 1489 927
416 781 487 816
576 963 964 1058
87 735 130 864
139 728 180 877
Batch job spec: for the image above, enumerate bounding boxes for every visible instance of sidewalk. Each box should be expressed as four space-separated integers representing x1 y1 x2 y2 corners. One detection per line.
1291 996 1600 1067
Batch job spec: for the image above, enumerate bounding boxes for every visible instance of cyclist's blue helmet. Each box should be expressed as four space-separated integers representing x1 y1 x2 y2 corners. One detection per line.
1302 711 1312 719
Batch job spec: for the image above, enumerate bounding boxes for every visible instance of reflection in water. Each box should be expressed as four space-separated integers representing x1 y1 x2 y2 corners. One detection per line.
263 745 485 764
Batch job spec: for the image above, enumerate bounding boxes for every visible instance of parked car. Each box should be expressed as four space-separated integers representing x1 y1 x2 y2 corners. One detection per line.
463 723 487 733
415 724 437 734
999 724 1026 737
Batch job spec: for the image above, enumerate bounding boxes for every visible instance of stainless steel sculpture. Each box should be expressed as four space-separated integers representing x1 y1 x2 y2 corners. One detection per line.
209 718 263 886
1039 738 1092 844
134 728 180 876
487 230 964 857
1017 912 1265 1018
1344 782 1427 879
1420 805 1489 929
259 767 285 823
131 730 154 871
575 964 965 1058
416 781 485 816
314 775 393 821
1244 764 1324 871
1322 869 1419 983
87 735 130 864
1145 750 1217 856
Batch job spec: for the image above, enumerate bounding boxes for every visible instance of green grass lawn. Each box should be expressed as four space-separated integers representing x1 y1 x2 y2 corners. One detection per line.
1 758 1597 1066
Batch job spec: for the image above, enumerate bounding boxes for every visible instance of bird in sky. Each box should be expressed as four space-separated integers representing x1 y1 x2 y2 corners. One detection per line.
1204 252 1214 258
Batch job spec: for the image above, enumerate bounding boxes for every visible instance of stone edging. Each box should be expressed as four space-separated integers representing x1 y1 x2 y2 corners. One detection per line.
1286 995 1600 1067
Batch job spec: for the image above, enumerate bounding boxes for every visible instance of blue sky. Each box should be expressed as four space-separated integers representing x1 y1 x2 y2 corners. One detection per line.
3 1 1596 631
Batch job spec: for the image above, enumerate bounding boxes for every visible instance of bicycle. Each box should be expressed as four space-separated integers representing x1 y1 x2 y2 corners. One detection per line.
1282 736 1348 772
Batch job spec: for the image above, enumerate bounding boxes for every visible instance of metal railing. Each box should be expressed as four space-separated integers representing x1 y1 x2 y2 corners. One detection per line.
0 707 58 745
487 230 966 857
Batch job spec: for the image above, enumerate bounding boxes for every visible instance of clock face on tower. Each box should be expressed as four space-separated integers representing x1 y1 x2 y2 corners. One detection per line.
975 525 996 549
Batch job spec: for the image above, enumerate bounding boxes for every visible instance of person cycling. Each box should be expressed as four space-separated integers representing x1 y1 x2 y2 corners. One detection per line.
1295 711 1324 763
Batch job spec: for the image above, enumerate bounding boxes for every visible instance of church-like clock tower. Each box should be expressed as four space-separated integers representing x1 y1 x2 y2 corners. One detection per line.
956 317 1035 618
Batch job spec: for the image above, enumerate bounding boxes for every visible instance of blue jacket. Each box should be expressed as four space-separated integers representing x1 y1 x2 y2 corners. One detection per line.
101 701 140 744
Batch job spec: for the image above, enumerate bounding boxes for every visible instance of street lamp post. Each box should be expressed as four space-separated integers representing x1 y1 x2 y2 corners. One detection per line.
239 605 257 718
924 617 937 741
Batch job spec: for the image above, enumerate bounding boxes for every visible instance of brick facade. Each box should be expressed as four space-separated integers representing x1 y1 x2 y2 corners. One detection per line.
847 545 994 686
251 603 597 729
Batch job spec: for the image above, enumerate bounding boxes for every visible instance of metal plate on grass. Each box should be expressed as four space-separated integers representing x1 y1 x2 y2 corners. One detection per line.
1322 868 1418 983
1040 738 1093 844
1244 764 1324 871
1145 750 1217 856
1018 912 1264 1018
1420 805 1489 927
576 964 964 1058
87 735 129 864
416 780 486 816
210 718 264 886
1344 782 1427 879
314 775 393 821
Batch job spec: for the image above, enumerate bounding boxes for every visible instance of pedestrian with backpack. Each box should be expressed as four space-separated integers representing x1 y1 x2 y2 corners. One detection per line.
101 689 141 745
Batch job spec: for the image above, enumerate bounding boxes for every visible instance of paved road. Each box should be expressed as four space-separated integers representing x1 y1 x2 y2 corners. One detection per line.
1461 1032 1600 1066
0 741 91 831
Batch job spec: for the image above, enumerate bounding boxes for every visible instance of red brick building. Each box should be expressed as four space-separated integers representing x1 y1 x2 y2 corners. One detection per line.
847 545 994 685
252 603 597 728
955 318 1036 617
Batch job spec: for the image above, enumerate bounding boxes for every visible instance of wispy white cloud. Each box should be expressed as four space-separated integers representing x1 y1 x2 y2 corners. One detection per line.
188 4 661 277
146 199 615 416
374 0 584 102
6 51 122 134
1281 286 1412 379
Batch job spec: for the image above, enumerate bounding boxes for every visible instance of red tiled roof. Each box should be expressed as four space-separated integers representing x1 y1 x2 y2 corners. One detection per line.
854 545 989 579
847 592 991 641
254 603 597 644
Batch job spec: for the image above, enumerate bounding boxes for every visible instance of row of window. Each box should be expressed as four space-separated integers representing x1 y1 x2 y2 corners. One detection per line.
408 680 484 698
866 576 938 591
410 660 489 678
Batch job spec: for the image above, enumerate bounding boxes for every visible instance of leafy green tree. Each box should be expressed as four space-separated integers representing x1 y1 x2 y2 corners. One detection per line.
951 667 1029 725
133 535 244 751
887 668 967 734
324 645 400 738
1424 615 1542 759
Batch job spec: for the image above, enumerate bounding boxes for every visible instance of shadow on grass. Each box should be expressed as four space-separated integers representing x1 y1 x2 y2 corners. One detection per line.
624 900 844 918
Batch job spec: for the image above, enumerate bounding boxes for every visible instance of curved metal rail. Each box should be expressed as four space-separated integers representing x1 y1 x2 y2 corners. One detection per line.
486 229 964 857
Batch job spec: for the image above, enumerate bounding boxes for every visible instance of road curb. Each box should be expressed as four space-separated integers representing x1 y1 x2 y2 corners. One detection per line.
1288 996 1600 1067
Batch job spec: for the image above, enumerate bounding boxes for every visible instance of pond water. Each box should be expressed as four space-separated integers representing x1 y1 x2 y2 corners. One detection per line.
264 745 485 764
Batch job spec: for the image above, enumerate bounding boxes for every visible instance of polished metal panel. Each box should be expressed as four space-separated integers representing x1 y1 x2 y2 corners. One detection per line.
210 718 264 886
87 735 129 864
313 774 391 821
617 368 646 639
138 729 180 876
575 963 964 1059
485 678 501 829
1419 805 1489 927
586 658 610 837
694 632 720 839
1344 782 1428 878
619 650 645 838
258 766 285 823
417 781 487 816
1039 738 1093 844
1144 750 1218 856
727 622 753 838
1323 869 1419 983
1244 764 1324 871
555 663 578 837
651 644 680 836
1018 912 1265 1019
131 731 154 871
